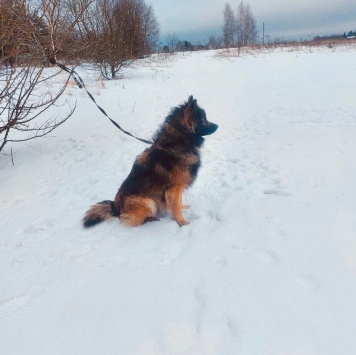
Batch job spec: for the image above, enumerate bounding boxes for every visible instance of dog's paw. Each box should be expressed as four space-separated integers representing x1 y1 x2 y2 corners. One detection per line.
176 218 189 227
181 204 190 209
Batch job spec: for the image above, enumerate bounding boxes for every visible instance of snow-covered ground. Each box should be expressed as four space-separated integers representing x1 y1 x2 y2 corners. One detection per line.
1 46 356 355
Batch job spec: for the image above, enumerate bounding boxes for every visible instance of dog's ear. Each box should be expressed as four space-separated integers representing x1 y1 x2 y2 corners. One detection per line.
182 102 195 133
188 95 197 107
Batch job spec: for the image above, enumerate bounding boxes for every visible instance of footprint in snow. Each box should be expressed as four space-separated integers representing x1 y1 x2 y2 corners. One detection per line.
22 218 54 234
0 295 31 318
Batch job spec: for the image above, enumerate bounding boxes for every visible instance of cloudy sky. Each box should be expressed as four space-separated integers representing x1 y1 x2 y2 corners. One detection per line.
149 0 356 42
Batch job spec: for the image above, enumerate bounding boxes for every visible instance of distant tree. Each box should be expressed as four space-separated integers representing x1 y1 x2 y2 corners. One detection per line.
162 45 170 53
194 40 206 51
82 0 159 79
223 3 235 48
236 1 257 50
0 0 92 67
165 32 178 54
175 40 194 52
184 40 194 51
176 40 184 52
208 35 223 49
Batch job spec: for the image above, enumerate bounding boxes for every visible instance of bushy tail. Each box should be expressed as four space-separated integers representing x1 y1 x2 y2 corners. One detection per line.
82 200 119 228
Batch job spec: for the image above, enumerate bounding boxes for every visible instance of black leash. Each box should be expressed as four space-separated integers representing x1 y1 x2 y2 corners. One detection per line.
56 62 153 145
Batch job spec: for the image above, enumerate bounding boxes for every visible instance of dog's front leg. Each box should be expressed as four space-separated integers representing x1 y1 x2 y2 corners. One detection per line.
165 185 189 226
180 195 190 210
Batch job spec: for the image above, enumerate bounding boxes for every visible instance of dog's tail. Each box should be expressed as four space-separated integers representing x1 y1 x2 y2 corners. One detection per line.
82 200 120 228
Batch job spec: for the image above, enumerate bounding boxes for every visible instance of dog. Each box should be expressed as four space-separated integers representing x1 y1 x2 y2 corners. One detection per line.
83 96 218 228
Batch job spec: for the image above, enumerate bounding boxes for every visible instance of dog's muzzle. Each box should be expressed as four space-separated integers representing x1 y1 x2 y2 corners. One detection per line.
201 122 218 136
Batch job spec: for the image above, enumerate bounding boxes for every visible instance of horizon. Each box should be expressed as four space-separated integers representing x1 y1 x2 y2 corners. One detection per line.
158 27 356 45
149 0 356 44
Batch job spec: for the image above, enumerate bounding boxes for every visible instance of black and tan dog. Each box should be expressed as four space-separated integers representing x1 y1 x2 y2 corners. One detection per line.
83 96 218 228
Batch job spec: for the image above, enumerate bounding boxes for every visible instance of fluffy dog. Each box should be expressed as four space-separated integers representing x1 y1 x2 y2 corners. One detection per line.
83 96 218 228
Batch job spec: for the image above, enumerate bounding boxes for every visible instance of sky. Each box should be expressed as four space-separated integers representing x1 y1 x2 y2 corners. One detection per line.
149 0 356 43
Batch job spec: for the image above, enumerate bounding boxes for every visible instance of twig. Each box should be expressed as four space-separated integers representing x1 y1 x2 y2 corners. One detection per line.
11 147 14 166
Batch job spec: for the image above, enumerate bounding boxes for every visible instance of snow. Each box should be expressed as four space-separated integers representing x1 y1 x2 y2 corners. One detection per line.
1 46 356 354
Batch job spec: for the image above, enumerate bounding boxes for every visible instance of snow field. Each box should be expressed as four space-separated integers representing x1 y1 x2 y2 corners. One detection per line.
1 47 356 354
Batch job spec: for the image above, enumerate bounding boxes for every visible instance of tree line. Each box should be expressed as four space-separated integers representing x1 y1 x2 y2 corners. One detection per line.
313 30 356 41
0 0 159 78
162 2 258 54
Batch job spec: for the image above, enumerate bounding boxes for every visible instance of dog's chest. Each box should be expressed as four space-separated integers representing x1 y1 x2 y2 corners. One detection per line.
170 153 200 186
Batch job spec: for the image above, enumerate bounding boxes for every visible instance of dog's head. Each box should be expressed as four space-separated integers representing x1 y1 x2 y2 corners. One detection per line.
181 96 218 136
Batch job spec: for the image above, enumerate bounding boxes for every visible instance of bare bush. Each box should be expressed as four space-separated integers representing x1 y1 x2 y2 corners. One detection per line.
208 35 223 50
165 32 178 54
0 67 75 154
81 0 159 79
0 0 92 156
